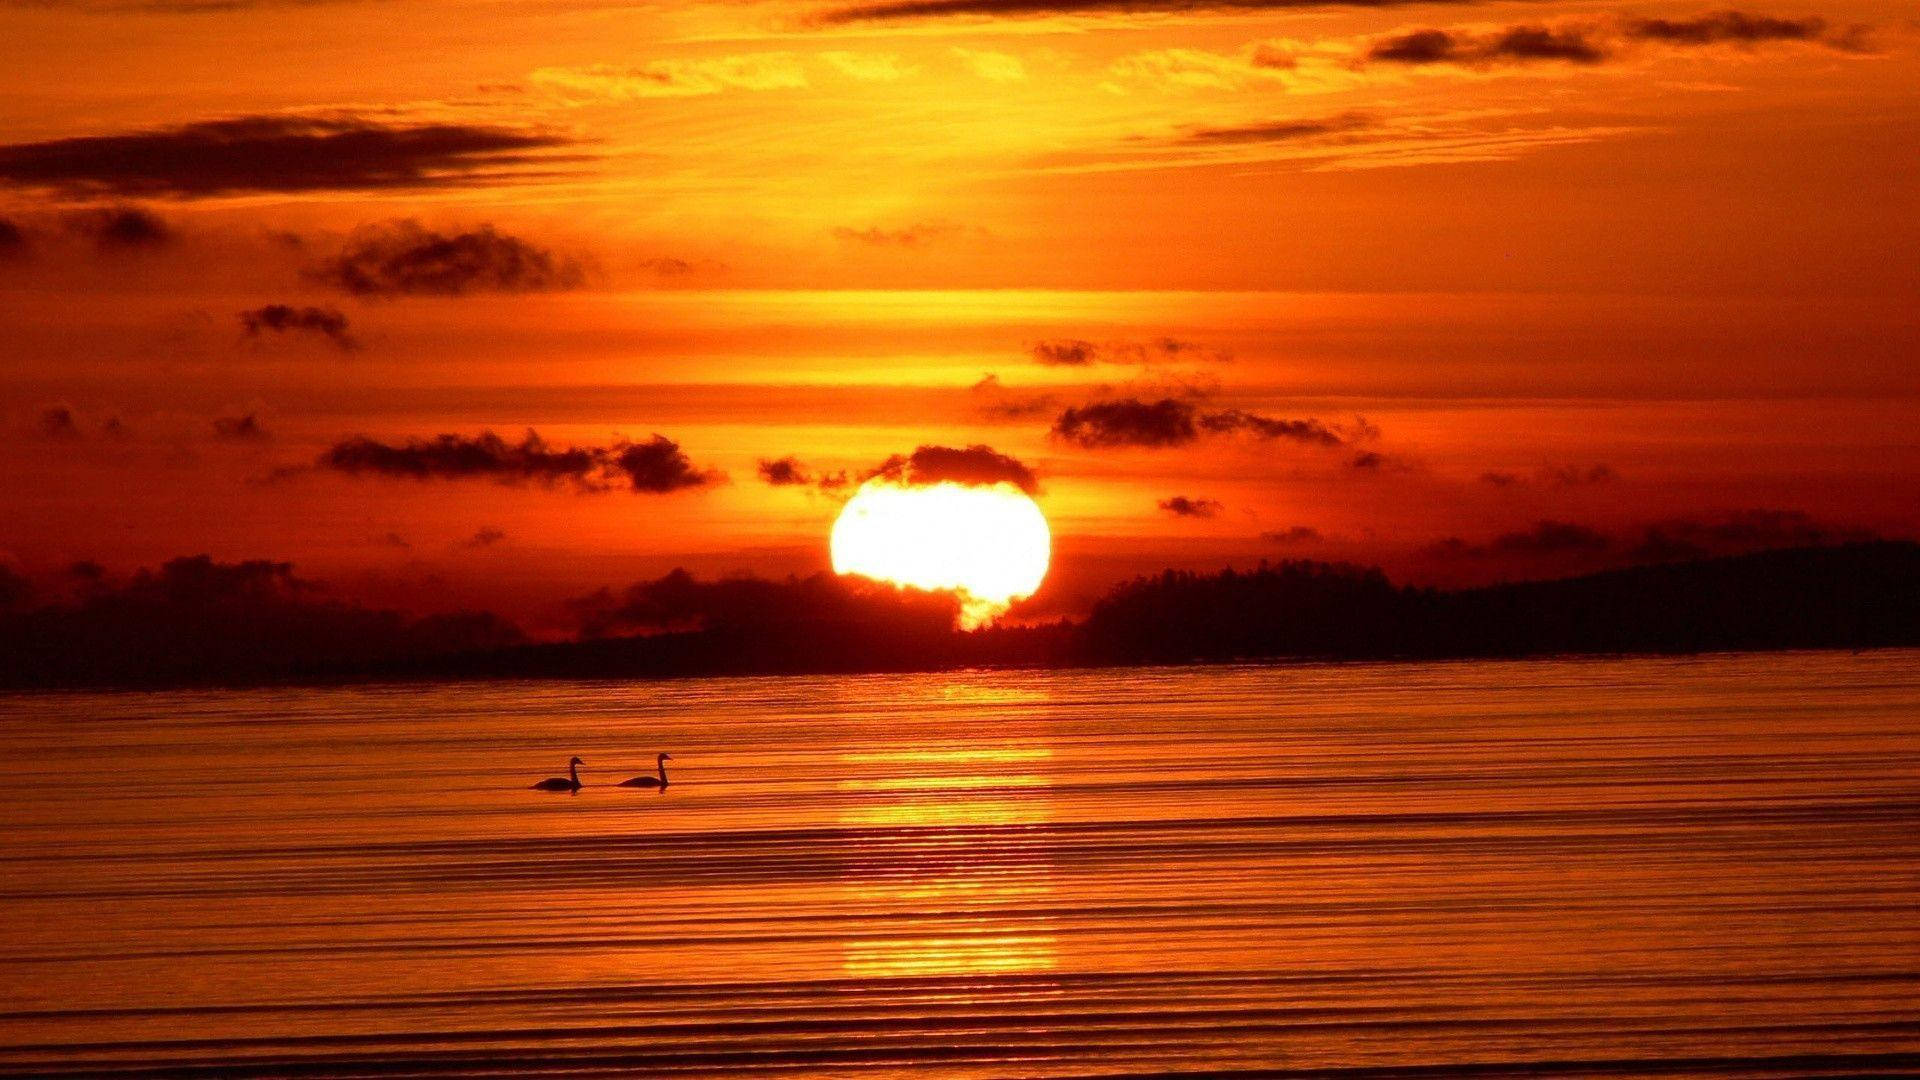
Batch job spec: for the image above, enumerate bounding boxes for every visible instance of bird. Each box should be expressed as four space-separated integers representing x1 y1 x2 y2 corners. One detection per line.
619 753 673 790
533 756 585 792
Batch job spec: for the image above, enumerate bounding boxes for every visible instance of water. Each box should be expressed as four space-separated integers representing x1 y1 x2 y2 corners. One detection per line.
2 652 1917 1077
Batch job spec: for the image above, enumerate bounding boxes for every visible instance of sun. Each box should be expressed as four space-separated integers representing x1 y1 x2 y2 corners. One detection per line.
831 479 1050 629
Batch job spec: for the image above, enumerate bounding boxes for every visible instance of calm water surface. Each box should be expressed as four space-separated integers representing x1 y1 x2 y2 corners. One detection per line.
2 652 1918 1077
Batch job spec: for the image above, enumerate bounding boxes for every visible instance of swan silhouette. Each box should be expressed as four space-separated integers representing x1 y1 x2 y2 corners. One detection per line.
619 753 673 790
533 756 584 792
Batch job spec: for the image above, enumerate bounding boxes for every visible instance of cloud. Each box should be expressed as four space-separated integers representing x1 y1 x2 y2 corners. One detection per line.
65 205 171 249
1170 112 1372 147
1629 509 1878 562
1624 11 1836 47
1360 13 1867 69
1425 519 1613 559
307 221 586 297
530 56 807 100
1424 510 1882 570
819 51 915 81
462 527 508 549
1197 409 1344 446
239 304 357 351
1365 24 1607 66
952 47 1027 81
757 456 850 490
1262 525 1322 543
212 413 270 441
970 374 1058 420
0 114 575 198
832 221 966 247
1050 397 1351 449
1029 337 1226 365
1480 463 1617 488
36 405 81 440
867 444 1040 495
1051 398 1197 448
1159 495 1223 518
610 436 723 494
813 0 1471 26
317 429 719 494
0 216 24 255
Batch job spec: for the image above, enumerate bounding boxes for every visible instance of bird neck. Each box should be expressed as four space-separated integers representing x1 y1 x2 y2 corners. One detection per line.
658 758 669 783
569 761 579 785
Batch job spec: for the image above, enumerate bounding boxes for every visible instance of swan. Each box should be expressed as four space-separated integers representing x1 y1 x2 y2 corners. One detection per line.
533 756 585 792
619 753 673 789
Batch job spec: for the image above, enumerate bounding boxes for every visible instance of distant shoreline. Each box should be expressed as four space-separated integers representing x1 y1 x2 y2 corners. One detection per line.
6 542 1916 693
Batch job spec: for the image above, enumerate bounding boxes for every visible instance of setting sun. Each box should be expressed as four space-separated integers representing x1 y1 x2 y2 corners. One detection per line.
831 480 1050 629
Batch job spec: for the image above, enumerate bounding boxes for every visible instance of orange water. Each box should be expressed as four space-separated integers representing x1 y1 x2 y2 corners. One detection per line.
2 652 1918 1076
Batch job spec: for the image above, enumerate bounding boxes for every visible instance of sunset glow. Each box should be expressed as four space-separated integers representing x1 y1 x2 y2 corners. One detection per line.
831 481 1051 628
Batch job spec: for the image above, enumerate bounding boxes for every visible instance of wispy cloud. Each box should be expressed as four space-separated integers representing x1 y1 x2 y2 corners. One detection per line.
530 55 808 101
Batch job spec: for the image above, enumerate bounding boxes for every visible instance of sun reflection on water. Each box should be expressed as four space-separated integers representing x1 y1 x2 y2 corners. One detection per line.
835 745 1060 979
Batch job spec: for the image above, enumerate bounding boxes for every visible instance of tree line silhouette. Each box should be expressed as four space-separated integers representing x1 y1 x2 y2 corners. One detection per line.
2 542 1917 688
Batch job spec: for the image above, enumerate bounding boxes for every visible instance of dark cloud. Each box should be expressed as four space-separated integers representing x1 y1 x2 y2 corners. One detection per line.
832 222 964 247
1052 398 1198 448
1492 520 1613 555
1424 519 1612 560
0 115 575 198
868 443 1040 495
569 568 960 638
1171 113 1371 147
1029 337 1226 365
1031 338 1098 365
462 527 508 549
970 374 1058 419
212 413 270 441
814 0 1471 26
1629 509 1878 563
1480 463 1616 488
239 304 357 350
1198 409 1344 446
1542 463 1616 487
1158 495 1223 518
1361 13 1863 69
65 205 171 249
1366 24 1608 65
610 435 721 494
1262 525 1322 544
1624 11 1831 46
36 405 81 440
378 532 411 550
757 456 850 490
317 429 718 494
307 221 587 298
0 216 24 255
1425 510 1882 571
758 456 811 485
1052 397 1349 450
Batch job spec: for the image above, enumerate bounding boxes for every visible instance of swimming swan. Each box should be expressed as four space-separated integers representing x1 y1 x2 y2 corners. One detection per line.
533 756 585 792
619 753 672 789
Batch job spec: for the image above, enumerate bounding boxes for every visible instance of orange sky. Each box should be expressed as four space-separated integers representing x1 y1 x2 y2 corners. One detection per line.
2 0 1916 631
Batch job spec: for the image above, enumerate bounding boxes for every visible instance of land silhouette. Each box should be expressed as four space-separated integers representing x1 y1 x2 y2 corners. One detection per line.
1 542 1916 689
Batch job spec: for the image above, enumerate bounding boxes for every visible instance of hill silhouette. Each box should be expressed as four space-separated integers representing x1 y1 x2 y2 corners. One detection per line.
2 543 1916 689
